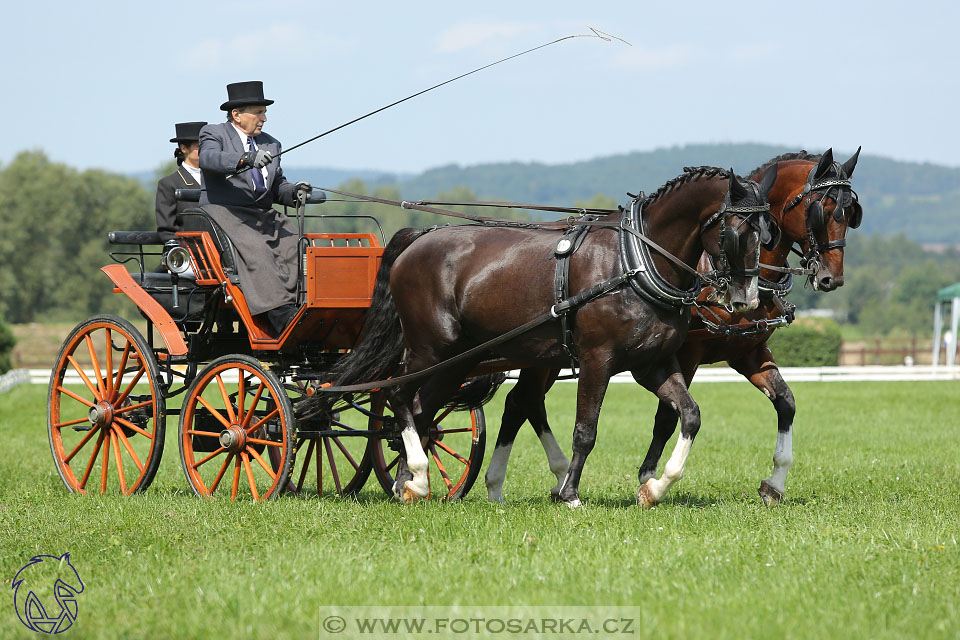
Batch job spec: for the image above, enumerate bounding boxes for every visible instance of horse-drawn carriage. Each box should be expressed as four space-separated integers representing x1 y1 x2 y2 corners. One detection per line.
47 193 486 501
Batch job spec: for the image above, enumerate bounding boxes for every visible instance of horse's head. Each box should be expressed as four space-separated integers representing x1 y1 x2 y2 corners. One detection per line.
772 147 862 291
701 165 779 312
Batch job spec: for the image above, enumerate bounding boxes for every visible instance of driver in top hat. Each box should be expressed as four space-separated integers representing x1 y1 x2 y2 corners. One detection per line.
198 80 309 336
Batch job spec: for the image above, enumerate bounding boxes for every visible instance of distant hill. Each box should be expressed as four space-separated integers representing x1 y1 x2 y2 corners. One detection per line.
289 143 960 242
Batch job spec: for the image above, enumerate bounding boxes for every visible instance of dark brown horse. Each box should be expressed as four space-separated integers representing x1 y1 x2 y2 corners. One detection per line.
483 148 862 506
324 166 778 505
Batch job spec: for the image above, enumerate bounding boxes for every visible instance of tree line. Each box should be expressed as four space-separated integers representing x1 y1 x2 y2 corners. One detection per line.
0 150 954 339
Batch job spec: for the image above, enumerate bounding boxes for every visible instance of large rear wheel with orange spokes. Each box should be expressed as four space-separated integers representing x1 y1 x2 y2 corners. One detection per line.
178 355 294 501
47 315 166 495
368 392 485 501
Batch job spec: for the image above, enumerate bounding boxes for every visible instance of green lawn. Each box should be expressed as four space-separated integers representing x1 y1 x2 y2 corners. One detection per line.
2 380 958 639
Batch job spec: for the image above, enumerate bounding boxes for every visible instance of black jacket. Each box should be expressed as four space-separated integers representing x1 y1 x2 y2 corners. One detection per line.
155 166 202 242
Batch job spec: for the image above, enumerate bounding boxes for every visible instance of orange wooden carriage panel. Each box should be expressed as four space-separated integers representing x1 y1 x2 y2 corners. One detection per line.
304 233 383 309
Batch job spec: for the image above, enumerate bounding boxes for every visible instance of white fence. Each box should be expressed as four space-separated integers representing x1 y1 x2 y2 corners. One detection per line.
3 365 960 395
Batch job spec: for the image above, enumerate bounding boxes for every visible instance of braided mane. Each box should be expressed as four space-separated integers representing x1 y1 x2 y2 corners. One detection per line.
642 166 731 208
748 151 821 179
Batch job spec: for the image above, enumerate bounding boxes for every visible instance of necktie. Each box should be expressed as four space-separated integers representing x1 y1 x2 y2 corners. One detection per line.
248 137 266 194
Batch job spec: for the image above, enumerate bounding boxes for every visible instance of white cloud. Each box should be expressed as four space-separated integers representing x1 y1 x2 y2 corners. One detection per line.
613 43 701 71
180 23 352 69
435 19 539 54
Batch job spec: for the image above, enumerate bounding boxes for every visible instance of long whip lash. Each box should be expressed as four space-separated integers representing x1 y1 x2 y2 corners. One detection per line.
232 28 629 176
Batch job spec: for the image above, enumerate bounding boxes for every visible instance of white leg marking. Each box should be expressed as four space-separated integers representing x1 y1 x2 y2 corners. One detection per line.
485 442 513 502
401 426 429 498
643 435 693 503
539 432 570 496
765 429 793 494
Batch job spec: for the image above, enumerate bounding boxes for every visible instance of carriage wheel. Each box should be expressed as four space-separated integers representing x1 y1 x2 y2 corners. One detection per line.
47 315 165 495
179 355 294 501
283 385 373 497
368 392 485 500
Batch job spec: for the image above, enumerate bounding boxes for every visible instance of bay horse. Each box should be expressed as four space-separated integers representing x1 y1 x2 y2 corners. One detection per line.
483 148 862 506
321 165 779 506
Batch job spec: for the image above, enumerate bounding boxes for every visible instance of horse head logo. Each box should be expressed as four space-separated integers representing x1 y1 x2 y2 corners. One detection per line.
12 553 84 634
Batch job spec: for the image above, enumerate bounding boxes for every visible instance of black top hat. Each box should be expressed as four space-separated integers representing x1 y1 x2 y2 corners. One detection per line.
170 121 207 143
220 81 275 111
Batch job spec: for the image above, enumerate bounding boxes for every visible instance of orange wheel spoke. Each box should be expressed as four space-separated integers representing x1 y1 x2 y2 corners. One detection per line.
236 372 246 425
111 431 128 493
78 431 106 490
67 356 101 402
329 418 357 431
385 454 400 473
317 438 323 495
114 367 146 407
215 374 237 424
434 440 468 465
114 416 153 440
298 440 316 490
113 399 154 415
432 427 473 435
247 446 277 481
114 426 144 472
433 405 455 426
242 453 259 501
247 407 280 434
186 429 222 437
196 396 234 430
247 437 282 448
231 456 241 501
241 383 266 428
84 334 108 400
331 437 360 471
209 453 234 493
105 329 114 397
100 429 111 493
323 438 342 494
58 386 96 409
55 417 91 430
430 445 454 491
193 447 228 469
63 425 101 464
113 341 131 398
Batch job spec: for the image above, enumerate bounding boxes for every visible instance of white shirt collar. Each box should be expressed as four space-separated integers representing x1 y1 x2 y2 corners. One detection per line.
231 123 250 147
182 163 202 184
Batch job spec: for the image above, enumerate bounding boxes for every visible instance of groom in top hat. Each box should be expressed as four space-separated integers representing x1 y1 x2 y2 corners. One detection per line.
199 80 309 335
156 121 206 242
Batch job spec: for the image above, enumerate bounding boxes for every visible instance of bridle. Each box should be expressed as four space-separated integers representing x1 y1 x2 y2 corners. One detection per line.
701 185 772 280
783 162 861 282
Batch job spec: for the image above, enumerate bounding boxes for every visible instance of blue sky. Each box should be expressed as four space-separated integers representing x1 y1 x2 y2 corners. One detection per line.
7 1 958 175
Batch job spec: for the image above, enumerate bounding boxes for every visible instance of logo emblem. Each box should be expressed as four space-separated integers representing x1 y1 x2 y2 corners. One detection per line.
12 553 84 634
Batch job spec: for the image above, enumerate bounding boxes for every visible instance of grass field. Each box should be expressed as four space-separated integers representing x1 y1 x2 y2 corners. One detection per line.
2 380 958 639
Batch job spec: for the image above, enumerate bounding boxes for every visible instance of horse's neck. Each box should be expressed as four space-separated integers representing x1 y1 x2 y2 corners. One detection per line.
762 160 816 269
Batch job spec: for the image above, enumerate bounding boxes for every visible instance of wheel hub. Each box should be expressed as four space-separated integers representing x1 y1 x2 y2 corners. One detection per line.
87 402 114 429
219 425 247 452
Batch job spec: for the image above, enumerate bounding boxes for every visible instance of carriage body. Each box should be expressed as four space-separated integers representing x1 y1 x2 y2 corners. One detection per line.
46 205 486 502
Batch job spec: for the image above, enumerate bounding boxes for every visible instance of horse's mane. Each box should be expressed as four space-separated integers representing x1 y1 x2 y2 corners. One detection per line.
747 151 821 179
642 166 732 209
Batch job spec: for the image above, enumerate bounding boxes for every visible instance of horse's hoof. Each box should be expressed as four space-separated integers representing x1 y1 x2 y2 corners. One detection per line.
637 480 659 508
758 480 784 506
562 497 582 509
550 488 562 503
637 470 656 485
401 482 428 505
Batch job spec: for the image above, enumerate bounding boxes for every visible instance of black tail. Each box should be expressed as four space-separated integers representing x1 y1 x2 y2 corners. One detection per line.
444 373 508 412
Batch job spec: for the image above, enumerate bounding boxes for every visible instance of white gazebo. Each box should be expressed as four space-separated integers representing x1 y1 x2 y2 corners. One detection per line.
932 282 960 367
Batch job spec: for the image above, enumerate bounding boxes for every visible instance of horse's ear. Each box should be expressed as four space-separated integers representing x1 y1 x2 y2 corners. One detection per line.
842 146 862 177
758 163 778 200
728 169 748 201
814 148 834 178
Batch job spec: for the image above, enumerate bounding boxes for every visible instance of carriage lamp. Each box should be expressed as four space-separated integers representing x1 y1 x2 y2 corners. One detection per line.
162 245 193 275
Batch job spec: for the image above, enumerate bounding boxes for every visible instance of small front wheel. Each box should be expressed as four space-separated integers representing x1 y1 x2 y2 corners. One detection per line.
179 355 294 501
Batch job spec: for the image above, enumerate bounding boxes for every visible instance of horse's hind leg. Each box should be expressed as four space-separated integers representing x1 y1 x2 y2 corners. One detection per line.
485 367 568 502
728 345 795 506
636 360 702 507
636 350 699 484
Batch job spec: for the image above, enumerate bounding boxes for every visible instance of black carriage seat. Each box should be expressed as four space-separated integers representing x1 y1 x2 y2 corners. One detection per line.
131 271 208 321
179 208 239 278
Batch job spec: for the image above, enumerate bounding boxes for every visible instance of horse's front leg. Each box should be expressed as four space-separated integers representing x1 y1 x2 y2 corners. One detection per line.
388 388 430 504
728 345 795 505
636 360 701 507
636 349 699 484
555 360 611 508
